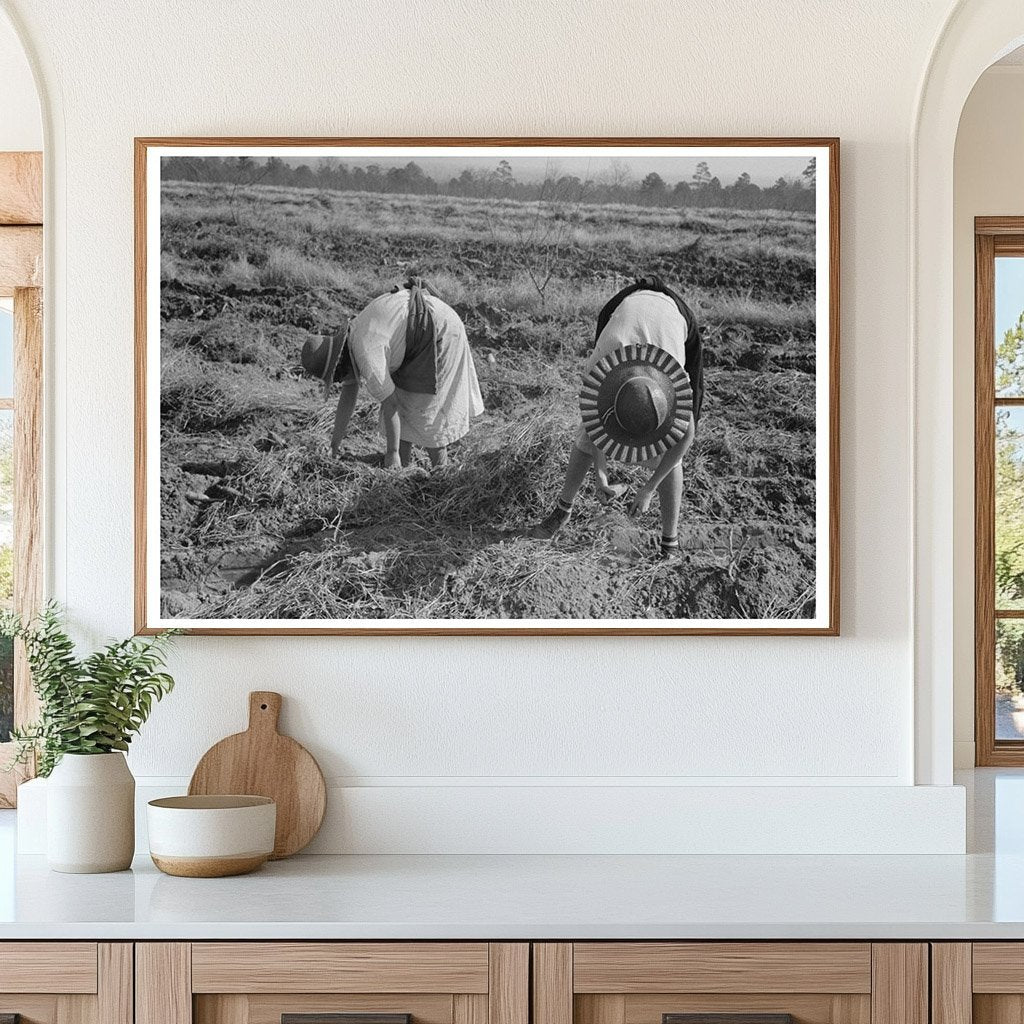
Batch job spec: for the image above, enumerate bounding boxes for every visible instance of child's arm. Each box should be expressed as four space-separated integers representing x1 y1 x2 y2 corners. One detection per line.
629 418 696 515
331 378 360 456
592 448 610 488
380 392 402 469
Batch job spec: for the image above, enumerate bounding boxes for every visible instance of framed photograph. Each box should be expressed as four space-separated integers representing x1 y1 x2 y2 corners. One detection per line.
135 137 839 635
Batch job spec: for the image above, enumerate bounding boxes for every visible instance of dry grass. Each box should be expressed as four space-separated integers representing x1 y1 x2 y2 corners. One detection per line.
157 179 819 622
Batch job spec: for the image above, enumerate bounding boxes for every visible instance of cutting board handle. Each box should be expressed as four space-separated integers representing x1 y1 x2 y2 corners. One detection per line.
248 691 282 734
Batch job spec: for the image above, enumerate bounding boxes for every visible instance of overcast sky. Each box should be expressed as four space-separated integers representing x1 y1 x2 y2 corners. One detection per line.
276 154 812 188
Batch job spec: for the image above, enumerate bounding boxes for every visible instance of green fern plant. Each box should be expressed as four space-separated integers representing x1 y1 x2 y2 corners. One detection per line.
1 604 178 777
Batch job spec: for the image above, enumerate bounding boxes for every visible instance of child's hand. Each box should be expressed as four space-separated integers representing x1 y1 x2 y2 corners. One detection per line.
629 484 655 516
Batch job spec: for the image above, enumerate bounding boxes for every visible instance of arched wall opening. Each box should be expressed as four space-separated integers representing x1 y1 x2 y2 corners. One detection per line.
914 1 1024 784
952 49 1024 767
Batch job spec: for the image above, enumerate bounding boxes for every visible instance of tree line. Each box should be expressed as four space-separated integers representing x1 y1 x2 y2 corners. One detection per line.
162 156 818 213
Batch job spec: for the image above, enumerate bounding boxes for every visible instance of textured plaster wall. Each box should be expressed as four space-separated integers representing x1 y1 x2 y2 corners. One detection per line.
1 0 957 795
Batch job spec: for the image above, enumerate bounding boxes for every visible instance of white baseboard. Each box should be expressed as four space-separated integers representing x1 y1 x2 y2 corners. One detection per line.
17 777 967 856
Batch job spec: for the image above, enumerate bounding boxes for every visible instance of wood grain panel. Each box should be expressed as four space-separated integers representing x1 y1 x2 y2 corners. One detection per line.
194 996 247 1024
488 944 528 1024
573 944 871 994
0 943 97 993
136 943 192 1024
534 944 572 1024
977 218 1024 236
622 994 870 1024
0 152 42 225
98 945 133 1024
931 944 971 1024
0 995 60 1024
240 994 454 1024
56 994 95 1024
576 996 625 1024
453 995 486 1024
972 944 1024 992
870 945 927 1024
974 995 1024 1024
0 226 42 295
192 944 489 994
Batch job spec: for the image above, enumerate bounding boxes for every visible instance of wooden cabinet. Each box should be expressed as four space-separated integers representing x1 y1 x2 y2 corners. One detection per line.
136 944 528 1024
532 944 928 1024
0 938 960 1024
0 943 131 1024
932 943 1024 1024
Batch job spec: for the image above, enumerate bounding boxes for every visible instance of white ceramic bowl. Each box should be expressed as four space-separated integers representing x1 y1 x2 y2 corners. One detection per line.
147 795 276 877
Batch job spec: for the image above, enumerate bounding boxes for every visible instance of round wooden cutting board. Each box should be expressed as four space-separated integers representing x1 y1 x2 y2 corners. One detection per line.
188 691 327 859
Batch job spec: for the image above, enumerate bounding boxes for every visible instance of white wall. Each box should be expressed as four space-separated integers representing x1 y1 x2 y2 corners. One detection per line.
3 0 972 851
952 66 1024 767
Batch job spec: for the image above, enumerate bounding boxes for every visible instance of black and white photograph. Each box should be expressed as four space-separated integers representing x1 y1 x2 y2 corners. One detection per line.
136 140 838 634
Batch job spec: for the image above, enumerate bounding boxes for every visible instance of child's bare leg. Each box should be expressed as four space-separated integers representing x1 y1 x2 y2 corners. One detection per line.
399 440 414 467
656 463 683 557
559 445 593 505
427 446 448 467
531 445 593 539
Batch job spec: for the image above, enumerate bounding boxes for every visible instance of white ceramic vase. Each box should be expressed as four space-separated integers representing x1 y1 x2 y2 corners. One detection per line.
46 752 135 873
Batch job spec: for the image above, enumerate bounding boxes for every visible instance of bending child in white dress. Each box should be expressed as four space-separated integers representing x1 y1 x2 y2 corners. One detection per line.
302 278 484 469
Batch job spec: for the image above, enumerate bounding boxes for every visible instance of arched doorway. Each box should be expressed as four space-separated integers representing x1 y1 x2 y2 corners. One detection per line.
913 1 1024 785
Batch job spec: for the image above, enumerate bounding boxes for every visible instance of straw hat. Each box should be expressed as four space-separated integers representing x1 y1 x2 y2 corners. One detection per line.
580 343 693 463
300 324 350 397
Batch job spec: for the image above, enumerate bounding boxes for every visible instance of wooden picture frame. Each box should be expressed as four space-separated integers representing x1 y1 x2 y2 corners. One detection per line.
135 137 840 636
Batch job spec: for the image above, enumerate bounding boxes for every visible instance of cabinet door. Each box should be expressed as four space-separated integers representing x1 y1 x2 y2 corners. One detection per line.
533 944 927 1024
942 943 1024 1024
0 943 131 1024
137 943 528 1024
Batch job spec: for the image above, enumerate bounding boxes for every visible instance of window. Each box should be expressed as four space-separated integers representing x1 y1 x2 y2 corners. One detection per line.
975 220 1024 764
0 151 42 806
0 303 11 745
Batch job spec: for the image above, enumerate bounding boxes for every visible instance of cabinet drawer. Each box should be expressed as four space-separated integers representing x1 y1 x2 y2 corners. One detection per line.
191 943 491 994
533 944 925 1024
0 942 99 994
140 943 529 1024
572 944 872 994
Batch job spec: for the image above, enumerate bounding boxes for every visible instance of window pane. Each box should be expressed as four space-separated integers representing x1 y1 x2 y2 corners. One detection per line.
997 407 1024 610
0 305 12 399
0 410 12 742
998 619 1024 740
997 256 1024 397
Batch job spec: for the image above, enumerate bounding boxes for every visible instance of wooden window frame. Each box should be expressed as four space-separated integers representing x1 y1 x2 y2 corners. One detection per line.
0 151 43 806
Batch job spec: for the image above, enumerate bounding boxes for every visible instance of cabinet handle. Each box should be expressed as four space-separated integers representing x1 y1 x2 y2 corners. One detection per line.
664 1016 794 1024
283 1015 411 1024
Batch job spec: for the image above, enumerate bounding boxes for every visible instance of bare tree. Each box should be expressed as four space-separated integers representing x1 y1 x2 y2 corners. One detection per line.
486 158 593 312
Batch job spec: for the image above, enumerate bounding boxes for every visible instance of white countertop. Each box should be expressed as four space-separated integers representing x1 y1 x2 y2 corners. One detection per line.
0 849 1022 940
1 769 1022 941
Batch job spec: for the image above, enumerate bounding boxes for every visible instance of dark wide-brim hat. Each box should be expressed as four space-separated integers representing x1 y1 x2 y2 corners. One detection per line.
580 343 693 463
300 324 350 397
